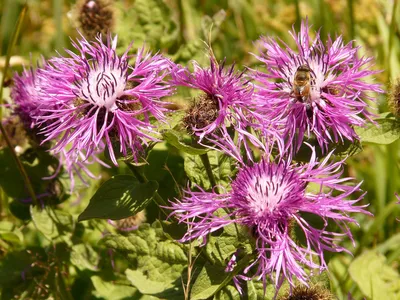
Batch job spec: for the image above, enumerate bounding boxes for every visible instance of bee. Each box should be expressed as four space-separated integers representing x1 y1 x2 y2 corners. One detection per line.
291 64 313 113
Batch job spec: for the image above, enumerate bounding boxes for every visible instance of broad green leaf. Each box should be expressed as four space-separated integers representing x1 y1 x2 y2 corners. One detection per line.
30 206 74 242
125 269 175 295
91 276 137 300
101 222 187 288
246 280 276 300
213 285 240 300
78 175 158 221
349 251 400 299
190 263 227 300
162 129 208 155
355 117 400 145
70 244 99 271
0 221 23 246
184 151 236 190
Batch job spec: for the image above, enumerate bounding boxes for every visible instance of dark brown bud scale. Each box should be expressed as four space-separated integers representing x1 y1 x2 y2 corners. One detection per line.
77 0 115 41
279 285 334 300
183 93 219 134
389 77 400 118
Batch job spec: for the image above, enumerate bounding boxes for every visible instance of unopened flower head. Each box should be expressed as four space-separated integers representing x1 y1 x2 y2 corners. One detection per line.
76 0 115 41
172 54 282 162
36 33 174 165
251 20 383 152
279 284 334 300
169 149 369 291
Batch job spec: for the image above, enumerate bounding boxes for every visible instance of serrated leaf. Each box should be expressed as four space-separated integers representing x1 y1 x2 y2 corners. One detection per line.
356 117 400 145
91 276 137 300
70 244 99 271
184 151 236 190
349 251 400 299
101 223 187 288
78 175 158 221
30 206 74 241
116 0 178 50
162 129 208 155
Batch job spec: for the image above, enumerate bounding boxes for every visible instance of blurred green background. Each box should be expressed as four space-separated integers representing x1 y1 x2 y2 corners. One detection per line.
1 0 400 299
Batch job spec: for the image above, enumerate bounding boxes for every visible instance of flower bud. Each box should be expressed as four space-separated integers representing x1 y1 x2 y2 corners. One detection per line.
76 0 115 40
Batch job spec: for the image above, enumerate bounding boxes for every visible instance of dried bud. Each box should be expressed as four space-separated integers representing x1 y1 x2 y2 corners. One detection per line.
389 77 400 118
77 0 115 40
183 94 219 135
279 284 334 300
111 210 147 232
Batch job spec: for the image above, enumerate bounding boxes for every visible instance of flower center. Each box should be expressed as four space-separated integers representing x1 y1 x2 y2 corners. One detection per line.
232 162 305 221
81 68 126 112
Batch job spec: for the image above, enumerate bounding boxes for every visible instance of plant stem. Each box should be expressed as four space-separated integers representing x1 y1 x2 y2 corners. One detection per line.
347 0 355 40
0 123 37 205
125 162 169 217
0 4 27 120
388 0 399 78
294 0 301 31
200 153 219 194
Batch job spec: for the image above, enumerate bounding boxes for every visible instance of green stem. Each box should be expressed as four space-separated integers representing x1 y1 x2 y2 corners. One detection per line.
0 4 27 120
388 0 399 78
200 153 219 194
125 162 169 217
347 0 355 40
294 0 301 31
0 123 37 205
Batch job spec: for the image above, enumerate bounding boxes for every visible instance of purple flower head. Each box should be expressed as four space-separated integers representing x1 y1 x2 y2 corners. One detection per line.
36 33 174 165
169 149 370 291
11 66 42 131
251 20 383 153
11 65 108 191
172 54 282 162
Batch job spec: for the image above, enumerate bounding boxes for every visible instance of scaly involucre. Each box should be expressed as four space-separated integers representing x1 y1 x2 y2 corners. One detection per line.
169 150 370 291
36 33 174 165
172 56 283 162
251 20 383 153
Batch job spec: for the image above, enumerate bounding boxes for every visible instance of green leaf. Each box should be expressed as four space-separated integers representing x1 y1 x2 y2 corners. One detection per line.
349 251 400 299
30 206 74 241
162 129 208 155
213 285 240 300
78 175 158 221
116 0 178 50
101 222 187 289
190 263 227 300
125 269 175 295
246 280 276 300
355 117 400 145
184 151 236 190
0 221 23 246
70 244 100 271
91 276 137 300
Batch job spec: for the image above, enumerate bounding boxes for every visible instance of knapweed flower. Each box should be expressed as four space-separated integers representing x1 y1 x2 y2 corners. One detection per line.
279 284 334 300
36 33 174 165
172 54 282 162
11 65 106 191
169 149 369 291
251 20 383 152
